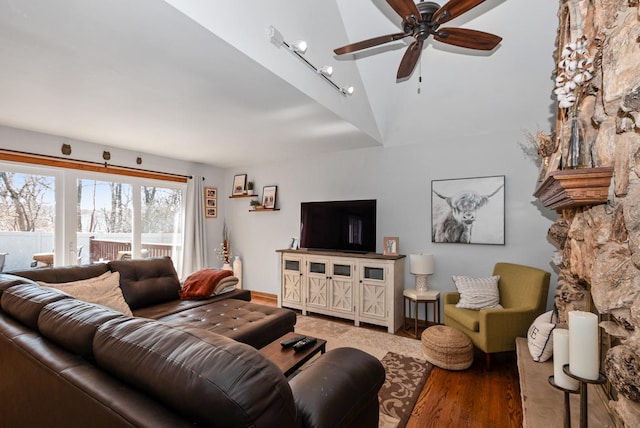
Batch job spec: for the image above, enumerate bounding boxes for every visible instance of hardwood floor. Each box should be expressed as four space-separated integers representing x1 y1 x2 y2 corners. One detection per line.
397 326 523 428
251 293 523 428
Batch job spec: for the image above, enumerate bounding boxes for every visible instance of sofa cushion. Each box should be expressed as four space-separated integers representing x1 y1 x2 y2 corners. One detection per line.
452 275 503 310
93 317 298 427
158 299 297 349
9 263 110 284
37 272 133 316
0 283 70 330
38 298 126 359
107 257 180 310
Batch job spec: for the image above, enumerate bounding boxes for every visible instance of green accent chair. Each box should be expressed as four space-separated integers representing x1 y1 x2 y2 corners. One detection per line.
443 262 551 368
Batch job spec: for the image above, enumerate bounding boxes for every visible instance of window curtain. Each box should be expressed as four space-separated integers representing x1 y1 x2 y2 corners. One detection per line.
180 176 208 278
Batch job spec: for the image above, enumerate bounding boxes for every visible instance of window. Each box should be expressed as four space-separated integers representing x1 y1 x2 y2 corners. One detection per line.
1 161 185 270
0 166 57 271
77 179 133 263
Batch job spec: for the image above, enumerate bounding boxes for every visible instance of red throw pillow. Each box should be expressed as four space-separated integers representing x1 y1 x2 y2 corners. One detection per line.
179 269 234 300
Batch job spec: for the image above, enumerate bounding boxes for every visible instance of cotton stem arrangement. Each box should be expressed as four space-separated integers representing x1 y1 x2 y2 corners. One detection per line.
554 35 595 116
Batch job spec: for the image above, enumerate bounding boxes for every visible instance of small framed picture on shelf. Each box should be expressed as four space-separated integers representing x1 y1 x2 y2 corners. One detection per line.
232 174 247 196
262 185 277 209
204 187 217 218
383 236 399 256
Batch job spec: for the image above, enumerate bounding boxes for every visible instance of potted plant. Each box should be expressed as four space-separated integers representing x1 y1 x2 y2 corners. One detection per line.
249 199 262 210
247 181 255 196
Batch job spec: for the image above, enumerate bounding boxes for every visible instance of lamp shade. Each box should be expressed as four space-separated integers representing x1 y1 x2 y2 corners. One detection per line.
410 254 434 275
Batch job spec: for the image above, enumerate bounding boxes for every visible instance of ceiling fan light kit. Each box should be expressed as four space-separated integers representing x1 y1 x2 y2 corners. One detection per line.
334 0 502 80
267 25 354 96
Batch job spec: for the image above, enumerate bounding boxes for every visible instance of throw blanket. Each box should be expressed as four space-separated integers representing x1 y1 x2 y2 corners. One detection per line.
179 269 237 300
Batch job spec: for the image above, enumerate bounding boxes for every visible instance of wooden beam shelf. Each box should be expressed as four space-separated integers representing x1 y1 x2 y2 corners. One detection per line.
533 167 613 211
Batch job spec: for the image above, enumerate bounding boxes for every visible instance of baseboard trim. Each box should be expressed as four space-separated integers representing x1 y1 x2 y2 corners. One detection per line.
250 290 278 305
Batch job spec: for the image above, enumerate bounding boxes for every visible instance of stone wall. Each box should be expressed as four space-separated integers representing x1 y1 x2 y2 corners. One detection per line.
545 1 640 426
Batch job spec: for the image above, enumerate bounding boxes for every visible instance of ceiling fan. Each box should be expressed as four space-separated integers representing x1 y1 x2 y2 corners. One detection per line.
334 0 502 79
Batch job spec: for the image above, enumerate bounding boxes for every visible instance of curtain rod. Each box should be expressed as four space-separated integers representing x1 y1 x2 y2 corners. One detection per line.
0 149 190 183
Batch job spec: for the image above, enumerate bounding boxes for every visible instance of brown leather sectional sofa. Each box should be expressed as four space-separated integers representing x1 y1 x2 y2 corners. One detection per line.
0 257 385 427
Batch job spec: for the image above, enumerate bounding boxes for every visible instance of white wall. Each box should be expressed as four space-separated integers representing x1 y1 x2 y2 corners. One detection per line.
1 123 559 313
225 127 559 311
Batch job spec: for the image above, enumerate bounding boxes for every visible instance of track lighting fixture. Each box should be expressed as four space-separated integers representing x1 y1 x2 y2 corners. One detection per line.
341 86 354 96
317 65 333 77
267 25 353 97
290 40 307 54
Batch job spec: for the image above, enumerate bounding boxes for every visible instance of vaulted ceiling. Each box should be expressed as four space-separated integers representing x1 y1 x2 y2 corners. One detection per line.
0 0 559 168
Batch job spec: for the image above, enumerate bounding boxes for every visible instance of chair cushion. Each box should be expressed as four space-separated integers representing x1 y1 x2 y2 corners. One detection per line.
444 305 480 332
452 275 503 310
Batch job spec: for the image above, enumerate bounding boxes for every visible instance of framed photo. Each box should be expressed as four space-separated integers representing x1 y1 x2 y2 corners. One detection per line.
431 175 505 245
262 185 277 209
383 237 399 256
204 187 217 218
232 174 247 196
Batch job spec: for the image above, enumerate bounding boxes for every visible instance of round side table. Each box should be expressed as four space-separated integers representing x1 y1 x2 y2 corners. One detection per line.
403 288 440 338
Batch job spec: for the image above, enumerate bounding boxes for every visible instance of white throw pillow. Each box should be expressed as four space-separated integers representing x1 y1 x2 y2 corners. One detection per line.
38 271 133 316
527 310 558 362
452 275 503 310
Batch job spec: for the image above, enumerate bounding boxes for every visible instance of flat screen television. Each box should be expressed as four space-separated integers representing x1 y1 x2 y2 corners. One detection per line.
300 199 376 253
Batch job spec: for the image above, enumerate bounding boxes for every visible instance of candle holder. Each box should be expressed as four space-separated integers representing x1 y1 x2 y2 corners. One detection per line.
562 364 607 428
548 375 580 428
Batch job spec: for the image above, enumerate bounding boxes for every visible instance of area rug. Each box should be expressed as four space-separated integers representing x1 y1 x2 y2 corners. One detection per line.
294 314 432 428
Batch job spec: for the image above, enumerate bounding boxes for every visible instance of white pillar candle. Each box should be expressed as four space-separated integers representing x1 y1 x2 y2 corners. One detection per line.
569 311 600 380
553 329 579 390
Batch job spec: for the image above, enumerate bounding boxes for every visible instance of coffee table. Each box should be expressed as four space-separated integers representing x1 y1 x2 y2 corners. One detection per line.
260 332 327 377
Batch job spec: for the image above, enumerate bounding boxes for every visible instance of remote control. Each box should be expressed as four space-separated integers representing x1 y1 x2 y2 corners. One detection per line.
293 337 317 352
281 335 306 349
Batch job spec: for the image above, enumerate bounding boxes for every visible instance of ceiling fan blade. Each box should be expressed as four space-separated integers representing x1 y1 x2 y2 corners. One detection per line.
434 27 502 50
397 39 423 79
334 32 408 55
386 0 422 22
432 0 487 25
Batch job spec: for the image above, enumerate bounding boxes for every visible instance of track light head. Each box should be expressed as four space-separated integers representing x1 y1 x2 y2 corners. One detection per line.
290 40 307 54
341 86 354 96
317 65 334 77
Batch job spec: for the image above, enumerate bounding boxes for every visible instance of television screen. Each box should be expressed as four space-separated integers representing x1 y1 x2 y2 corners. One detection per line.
300 199 376 253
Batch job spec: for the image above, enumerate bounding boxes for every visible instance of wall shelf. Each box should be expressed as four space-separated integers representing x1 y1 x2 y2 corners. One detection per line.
249 207 279 212
533 167 613 211
229 194 256 199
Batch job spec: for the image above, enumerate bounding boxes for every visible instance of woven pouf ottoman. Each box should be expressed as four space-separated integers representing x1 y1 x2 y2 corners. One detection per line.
421 325 473 370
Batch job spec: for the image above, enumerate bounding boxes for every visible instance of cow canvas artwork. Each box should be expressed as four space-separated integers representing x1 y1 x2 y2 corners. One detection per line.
431 176 505 245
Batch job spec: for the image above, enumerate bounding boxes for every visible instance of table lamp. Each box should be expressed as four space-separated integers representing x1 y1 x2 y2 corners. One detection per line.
410 254 434 293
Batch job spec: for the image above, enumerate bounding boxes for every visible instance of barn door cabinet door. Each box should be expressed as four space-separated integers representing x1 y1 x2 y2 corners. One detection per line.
281 255 304 312
358 260 404 333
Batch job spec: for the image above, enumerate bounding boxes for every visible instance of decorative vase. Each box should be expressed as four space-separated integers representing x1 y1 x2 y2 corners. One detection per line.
233 256 243 289
222 263 232 271
565 112 588 169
